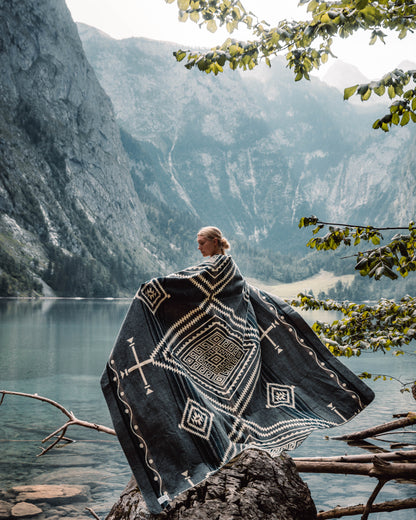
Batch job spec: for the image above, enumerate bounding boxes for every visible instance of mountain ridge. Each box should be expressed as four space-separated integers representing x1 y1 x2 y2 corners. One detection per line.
0 1 415 296
78 23 416 244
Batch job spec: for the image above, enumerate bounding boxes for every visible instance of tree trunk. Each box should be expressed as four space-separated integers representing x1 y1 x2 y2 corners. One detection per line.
105 449 317 520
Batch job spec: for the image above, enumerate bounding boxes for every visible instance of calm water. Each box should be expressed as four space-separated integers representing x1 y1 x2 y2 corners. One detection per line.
0 299 415 519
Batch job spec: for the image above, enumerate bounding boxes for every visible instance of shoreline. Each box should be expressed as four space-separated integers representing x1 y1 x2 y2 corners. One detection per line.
1 270 355 302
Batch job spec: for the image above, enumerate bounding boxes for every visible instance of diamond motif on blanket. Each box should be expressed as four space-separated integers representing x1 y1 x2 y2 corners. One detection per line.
137 279 169 313
180 399 214 440
267 383 296 408
172 316 257 401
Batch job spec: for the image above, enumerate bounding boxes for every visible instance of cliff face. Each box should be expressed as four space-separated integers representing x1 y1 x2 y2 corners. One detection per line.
78 24 416 251
0 0 168 295
1 0 415 296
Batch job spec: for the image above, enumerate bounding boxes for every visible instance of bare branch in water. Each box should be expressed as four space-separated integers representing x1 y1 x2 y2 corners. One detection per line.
0 390 116 456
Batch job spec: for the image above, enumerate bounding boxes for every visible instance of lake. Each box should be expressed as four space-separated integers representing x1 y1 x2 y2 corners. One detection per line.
1 298 415 519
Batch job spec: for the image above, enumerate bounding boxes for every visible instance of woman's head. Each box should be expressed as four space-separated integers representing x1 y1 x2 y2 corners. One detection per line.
197 226 230 257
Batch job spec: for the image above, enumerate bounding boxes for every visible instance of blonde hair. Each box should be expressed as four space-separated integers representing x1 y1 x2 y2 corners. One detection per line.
198 226 230 255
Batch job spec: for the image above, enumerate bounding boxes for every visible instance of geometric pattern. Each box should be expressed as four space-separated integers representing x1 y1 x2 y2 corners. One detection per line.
179 398 214 440
137 278 169 314
101 255 375 514
266 383 296 408
171 315 257 402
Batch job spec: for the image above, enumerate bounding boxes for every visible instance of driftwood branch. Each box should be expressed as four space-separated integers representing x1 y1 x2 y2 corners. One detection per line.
362 479 387 520
85 507 101 520
0 390 116 456
294 459 416 478
330 413 416 441
317 497 416 519
293 449 416 463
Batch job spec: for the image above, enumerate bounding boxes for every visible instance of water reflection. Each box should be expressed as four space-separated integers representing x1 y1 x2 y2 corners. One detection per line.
0 299 130 381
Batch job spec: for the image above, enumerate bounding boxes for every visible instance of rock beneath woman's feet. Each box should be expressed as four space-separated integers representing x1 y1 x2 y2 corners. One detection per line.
11 501 42 517
105 449 317 520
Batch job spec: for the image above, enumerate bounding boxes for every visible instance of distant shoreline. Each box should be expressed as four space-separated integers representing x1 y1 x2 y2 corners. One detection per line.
0 270 354 301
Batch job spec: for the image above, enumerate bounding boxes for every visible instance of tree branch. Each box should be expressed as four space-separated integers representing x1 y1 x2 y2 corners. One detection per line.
0 390 116 456
312 220 409 231
294 460 416 478
293 449 416 464
330 413 416 441
362 479 387 520
317 497 416 519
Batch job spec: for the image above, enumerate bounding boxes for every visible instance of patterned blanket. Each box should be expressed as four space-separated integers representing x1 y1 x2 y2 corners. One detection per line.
101 255 374 512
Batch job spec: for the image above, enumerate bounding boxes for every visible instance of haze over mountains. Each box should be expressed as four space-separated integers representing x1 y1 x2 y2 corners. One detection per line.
77 23 416 241
0 0 415 296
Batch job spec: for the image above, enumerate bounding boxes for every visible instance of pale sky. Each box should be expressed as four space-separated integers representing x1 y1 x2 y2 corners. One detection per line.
65 0 415 80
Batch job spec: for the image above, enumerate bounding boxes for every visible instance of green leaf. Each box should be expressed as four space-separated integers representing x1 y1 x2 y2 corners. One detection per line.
388 85 395 99
207 19 217 32
374 84 385 96
344 85 358 100
217 53 226 66
174 50 187 62
179 11 188 21
320 12 332 24
190 10 199 22
362 88 371 101
355 0 368 9
177 0 190 9
307 0 319 12
399 27 407 40
401 111 410 126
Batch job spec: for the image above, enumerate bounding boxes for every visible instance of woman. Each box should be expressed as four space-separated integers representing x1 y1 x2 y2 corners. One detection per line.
102 226 374 513
197 226 230 257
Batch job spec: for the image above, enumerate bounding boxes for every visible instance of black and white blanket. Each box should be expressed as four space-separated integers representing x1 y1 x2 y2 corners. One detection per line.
101 255 374 512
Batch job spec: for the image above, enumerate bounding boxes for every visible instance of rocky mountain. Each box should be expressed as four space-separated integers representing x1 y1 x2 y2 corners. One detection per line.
0 0 200 296
1 0 415 296
77 24 416 250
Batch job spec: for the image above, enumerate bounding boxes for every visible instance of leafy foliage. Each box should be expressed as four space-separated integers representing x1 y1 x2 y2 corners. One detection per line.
166 0 416 130
295 216 416 391
291 292 416 355
343 68 416 131
299 216 416 280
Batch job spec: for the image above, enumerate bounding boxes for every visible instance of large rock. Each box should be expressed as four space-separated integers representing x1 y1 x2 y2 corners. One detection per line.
105 450 317 520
